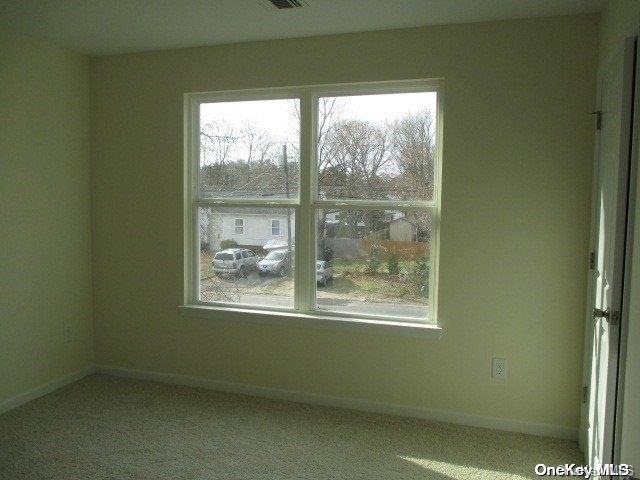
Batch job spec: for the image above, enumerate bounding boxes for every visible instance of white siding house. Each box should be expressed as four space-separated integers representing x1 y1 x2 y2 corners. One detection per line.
202 210 295 251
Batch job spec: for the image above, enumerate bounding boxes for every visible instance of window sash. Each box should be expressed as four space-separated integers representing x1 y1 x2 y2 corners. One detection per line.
185 80 442 323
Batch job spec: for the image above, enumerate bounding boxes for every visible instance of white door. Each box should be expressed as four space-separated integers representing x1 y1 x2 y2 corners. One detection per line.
582 38 637 471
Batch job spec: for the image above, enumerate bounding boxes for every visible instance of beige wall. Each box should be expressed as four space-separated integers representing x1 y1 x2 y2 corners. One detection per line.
598 0 640 467
90 14 598 434
0 29 94 405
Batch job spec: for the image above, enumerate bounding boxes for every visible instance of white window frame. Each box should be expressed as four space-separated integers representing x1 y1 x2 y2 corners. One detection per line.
271 219 281 236
183 79 442 331
234 218 244 235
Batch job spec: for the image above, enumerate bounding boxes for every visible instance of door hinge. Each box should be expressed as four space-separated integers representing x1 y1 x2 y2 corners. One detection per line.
589 251 596 270
583 386 588 404
593 308 620 325
591 110 602 130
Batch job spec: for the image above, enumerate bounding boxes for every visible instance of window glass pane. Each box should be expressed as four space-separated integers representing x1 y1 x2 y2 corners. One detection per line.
199 206 295 309
199 99 300 199
316 208 433 323
317 92 437 201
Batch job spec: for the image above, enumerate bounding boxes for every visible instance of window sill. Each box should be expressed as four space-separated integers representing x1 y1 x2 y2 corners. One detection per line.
178 304 442 338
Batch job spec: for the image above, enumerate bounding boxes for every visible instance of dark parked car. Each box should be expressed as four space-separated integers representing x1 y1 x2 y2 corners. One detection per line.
257 249 291 277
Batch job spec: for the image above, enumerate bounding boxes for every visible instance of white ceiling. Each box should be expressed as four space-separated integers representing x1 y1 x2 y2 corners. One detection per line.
0 0 605 56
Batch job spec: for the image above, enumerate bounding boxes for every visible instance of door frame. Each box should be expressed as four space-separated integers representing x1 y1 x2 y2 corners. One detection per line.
579 35 639 467
613 34 640 466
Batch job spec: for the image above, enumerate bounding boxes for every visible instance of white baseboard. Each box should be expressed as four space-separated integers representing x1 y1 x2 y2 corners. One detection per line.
0 365 96 415
96 364 578 440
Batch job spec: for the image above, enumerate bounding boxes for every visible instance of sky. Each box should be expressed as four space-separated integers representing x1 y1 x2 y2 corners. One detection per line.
200 98 298 146
199 91 437 156
334 91 436 123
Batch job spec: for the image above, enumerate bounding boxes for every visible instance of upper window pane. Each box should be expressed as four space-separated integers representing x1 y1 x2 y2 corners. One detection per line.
199 99 300 199
317 92 437 201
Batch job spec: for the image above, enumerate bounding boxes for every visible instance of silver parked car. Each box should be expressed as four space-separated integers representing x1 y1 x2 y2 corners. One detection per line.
316 260 333 287
257 249 291 277
212 248 257 277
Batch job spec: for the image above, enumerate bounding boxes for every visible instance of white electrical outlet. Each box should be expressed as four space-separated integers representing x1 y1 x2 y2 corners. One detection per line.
492 358 506 379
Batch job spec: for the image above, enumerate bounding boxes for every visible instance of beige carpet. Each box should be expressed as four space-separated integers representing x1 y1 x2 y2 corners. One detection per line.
0 374 582 479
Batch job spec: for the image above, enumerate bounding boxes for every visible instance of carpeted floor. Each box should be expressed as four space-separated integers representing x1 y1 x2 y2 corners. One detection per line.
0 375 582 480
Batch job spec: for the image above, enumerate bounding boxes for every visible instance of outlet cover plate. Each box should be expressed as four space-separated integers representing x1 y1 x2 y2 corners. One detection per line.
492 357 506 379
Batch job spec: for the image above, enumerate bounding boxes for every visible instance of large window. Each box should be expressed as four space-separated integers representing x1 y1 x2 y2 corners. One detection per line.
185 81 441 324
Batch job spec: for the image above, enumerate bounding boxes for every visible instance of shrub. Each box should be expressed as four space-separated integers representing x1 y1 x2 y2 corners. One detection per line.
220 239 238 250
387 254 400 275
365 245 382 274
410 258 430 298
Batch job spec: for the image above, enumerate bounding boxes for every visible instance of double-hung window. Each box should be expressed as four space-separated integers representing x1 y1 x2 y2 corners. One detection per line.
234 218 244 235
185 80 441 325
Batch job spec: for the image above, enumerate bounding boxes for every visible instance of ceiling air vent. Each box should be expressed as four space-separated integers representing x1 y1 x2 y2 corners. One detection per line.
263 0 306 9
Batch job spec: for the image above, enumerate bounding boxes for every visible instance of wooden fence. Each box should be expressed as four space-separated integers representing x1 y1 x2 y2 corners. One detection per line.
325 238 429 260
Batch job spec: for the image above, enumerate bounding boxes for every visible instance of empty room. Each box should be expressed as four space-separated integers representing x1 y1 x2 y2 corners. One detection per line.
1 0 639 478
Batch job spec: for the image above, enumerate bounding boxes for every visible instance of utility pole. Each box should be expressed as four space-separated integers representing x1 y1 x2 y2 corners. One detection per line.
283 144 293 258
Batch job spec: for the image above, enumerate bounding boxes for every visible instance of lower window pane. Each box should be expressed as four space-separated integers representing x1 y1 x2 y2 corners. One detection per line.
316 208 433 323
199 207 295 309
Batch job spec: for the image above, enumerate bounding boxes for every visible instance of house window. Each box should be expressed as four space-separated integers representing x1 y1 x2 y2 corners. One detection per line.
234 218 244 235
271 219 281 236
185 80 441 325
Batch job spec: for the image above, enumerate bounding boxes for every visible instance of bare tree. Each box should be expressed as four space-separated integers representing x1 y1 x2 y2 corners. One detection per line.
200 120 242 166
320 120 392 237
390 109 436 200
320 116 395 198
200 120 288 197
390 109 437 238
299 97 345 259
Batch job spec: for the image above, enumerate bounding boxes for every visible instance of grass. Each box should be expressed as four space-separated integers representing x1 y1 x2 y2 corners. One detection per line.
329 258 428 303
328 274 425 304
200 252 214 279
